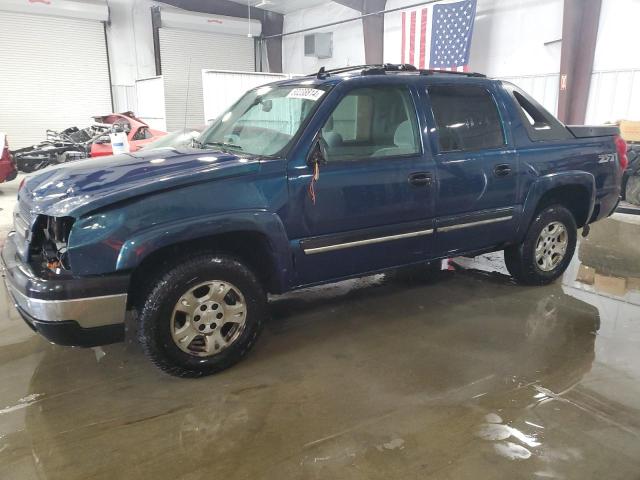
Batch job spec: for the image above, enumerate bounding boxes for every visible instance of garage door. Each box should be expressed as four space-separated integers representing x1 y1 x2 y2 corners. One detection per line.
0 11 112 149
159 28 255 131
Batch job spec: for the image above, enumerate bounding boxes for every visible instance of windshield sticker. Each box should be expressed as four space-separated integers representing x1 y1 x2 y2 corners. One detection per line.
286 88 325 101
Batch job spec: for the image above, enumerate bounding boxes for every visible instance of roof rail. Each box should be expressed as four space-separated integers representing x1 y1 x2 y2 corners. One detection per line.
419 69 486 78
312 64 486 79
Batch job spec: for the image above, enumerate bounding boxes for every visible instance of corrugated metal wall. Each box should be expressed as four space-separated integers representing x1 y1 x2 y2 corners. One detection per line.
499 74 560 116
0 11 112 148
586 69 640 124
159 28 254 131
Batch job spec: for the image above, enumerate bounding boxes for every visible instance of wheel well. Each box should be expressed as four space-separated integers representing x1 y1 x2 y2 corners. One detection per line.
127 231 278 308
535 185 591 227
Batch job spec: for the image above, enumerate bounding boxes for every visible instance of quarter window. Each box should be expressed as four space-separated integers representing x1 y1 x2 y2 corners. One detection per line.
427 85 505 153
321 86 420 161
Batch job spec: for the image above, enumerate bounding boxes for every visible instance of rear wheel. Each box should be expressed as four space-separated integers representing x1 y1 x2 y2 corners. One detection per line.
138 253 266 378
504 205 577 285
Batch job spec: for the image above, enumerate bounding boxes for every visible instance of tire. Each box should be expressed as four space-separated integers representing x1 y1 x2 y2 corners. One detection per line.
138 253 267 378
625 175 640 206
504 205 577 286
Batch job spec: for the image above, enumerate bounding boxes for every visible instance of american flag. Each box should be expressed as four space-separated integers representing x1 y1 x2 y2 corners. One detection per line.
401 0 477 72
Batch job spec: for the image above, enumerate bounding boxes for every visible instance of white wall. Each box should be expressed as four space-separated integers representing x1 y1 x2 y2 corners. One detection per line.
202 70 290 123
586 0 640 123
385 0 563 113
135 76 166 130
105 0 157 112
383 0 563 76
282 3 365 74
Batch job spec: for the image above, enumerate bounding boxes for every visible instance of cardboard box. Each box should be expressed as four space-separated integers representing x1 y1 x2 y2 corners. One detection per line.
594 273 627 297
576 264 596 285
627 277 640 292
619 120 640 143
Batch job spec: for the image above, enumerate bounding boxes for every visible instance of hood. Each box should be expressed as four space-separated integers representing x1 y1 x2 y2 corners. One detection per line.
20 148 260 217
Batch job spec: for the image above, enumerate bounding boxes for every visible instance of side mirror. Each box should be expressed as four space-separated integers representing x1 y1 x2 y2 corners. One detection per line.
261 99 273 112
306 135 328 167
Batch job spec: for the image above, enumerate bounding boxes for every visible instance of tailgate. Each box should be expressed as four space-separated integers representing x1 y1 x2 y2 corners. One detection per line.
567 125 620 138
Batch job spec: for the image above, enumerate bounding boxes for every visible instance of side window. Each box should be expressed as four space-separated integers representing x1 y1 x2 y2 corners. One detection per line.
427 85 505 153
321 86 420 162
505 83 572 142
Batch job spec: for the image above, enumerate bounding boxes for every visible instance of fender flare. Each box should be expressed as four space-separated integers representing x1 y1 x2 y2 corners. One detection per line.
115 210 292 292
516 171 596 242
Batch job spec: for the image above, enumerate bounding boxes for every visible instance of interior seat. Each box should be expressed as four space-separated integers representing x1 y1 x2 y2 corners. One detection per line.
372 120 417 157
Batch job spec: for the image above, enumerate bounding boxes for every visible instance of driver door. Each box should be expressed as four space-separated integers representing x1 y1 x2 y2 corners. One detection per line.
286 83 437 286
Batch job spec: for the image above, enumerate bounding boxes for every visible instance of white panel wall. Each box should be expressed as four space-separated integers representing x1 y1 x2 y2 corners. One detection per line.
282 3 365 74
500 74 560 115
586 70 640 124
202 71 290 123
135 76 166 131
585 0 640 123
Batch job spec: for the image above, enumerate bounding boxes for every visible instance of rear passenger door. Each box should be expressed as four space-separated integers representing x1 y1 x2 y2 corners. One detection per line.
286 83 437 286
422 83 519 256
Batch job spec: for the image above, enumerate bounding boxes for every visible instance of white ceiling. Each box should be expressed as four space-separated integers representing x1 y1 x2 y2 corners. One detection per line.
226 0 333 15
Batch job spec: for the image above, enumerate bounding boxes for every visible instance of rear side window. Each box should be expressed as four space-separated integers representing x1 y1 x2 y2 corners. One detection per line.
427 85 505 153
503 82 572 142
321 86 420 161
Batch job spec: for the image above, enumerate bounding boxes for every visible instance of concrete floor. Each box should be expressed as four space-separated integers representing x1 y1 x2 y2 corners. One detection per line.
0 212 639 479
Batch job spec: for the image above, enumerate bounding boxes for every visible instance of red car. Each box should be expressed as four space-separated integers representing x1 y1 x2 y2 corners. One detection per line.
90 112 166 157
0 133 18 183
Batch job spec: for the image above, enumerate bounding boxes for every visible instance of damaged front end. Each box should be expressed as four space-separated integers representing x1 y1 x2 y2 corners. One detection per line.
29 215 75 275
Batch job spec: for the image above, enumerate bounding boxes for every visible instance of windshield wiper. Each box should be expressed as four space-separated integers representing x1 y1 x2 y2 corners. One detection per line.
191 138 204 149
204 141 243 151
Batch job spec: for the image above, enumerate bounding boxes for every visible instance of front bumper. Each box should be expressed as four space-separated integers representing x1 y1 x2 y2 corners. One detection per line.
1 232 129 347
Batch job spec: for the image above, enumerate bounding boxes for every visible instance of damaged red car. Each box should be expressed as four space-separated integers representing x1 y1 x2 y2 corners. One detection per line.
90 112 166 157
11 112 166 172
0 133 18 184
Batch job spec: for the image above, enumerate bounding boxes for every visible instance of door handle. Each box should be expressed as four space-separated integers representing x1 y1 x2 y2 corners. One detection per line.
408 172 433 187
493 164 512 177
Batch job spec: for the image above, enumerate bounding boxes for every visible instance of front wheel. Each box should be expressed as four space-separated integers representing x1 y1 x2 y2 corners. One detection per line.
138 253 267 378
504 205 577 285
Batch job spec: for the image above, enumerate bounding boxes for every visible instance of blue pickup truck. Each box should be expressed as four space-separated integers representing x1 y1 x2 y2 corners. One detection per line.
1 64 627 377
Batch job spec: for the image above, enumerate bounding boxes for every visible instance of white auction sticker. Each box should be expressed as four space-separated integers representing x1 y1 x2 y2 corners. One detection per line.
286 88 325 101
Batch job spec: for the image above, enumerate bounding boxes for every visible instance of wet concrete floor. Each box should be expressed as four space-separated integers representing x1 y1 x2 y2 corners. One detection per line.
0 216 639 479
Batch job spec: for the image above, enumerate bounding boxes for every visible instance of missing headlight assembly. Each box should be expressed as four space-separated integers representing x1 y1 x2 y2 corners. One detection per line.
31 216 75 273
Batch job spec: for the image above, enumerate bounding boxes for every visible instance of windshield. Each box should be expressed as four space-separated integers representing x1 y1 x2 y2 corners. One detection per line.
141 128 203 151
197 85 329 157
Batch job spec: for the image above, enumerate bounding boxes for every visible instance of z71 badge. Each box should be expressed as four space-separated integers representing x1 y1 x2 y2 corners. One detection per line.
598 153 617 164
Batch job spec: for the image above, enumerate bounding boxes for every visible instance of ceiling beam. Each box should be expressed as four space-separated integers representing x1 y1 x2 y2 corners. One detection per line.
333 0 387 64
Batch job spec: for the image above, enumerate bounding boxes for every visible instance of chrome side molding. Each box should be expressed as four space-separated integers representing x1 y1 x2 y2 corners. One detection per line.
303 229 434 255
438 215 513 233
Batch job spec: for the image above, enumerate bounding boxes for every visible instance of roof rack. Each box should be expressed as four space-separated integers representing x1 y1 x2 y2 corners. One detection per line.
419 69 486 78
311 64 486 79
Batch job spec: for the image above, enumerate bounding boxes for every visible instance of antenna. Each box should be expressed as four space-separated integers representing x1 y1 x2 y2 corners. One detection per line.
183 56 192 132
247 0 252 38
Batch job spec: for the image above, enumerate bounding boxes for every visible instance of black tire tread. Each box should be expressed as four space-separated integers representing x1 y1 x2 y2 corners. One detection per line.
137 252 266 378
504 205 577 286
